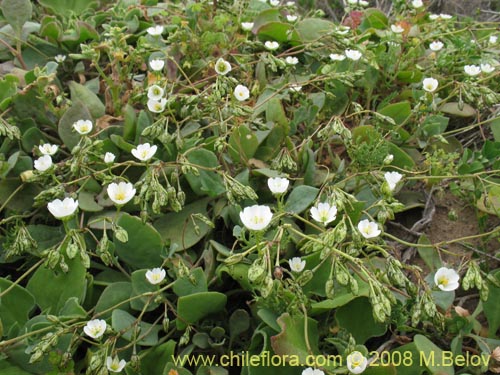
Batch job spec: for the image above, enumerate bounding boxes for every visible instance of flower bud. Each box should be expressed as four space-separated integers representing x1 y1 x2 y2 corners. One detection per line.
114 226 128 243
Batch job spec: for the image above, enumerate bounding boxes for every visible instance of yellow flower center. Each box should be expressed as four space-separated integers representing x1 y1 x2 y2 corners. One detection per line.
141 150 149 159
438 276 449 286
115 192 126 201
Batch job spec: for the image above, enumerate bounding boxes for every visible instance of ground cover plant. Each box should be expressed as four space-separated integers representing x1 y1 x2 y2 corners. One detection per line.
0 0 499 374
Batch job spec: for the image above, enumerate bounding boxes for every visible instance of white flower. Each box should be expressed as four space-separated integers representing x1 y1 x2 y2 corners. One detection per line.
147 25 164 36
145 268 166 285
239 205 273 231
347 351 368 374
336 26 350 35
310 202 337 225
384 171 403 191
241 22 254 31
330 53 346 61
429 41 444 51
429 14 440 20
270 0 280 5
434 267 460 291
104 152 116 164
391 24 404 34
422 77 438 92
286 15 297 22
345 49 362 61
302 369 324 375
264 41 280 51
384 154 394 164
147 85 164 101
106 356 126 373
34 155 53 172
38 143 58 156
464 64 481 76
149 58 164 71
480 63 495 73
357 219 381 239
54 54 66 63
147 98 167 113
289 257 306 273
489 35 498 44
47 197 78 219
131 143 157 161
234 84 250 101
289 84 302 92
83 319 107 339
285 56 299 65
412 0 423 8
267 177 289 194
215 57 232 75
107 182 136 206
73 119 93 135
440 13 452 19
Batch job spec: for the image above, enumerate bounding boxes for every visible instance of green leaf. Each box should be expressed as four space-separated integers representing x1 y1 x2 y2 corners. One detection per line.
483 270 500 337
421 115 449 138
1 0 32 34
58 101 92 151
296 18 333 43
112 309 161 346
416 234 441 271
387 143 415 169
0 359 33 375
0 178 41 211
490 118 500 143
335 297 387 344
396 70 423 83
110 134 135 153
58 297 87 318
176 292 227 328
68 81 105 119
130 270 160 312
359 8 388 31
27 225 64 252
154 198 211 251
173 267 208 297
78 190 103 212
228 125 259 163
378 101 411 126
266 98 288 128
94 282 132 318
21 127 46 153
271 313 319 361
217 263 253 291
284 185 319 214
0 278 35 337
252 8 281 31
256 308 281 331
0 75 18 111
140 340 177 374
257 22 296 44
26 257 87 313
439 102 476 118
414 334 455 375
391 343 426 375
311 276 370 314
38 0 97 19
229 309 250 340
114 213 164 269
185 149 225 197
